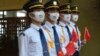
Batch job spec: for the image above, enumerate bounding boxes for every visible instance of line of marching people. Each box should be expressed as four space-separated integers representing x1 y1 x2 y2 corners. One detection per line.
18 0 90 56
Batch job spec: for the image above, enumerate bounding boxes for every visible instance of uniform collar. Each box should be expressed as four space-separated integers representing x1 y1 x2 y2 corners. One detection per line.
59 21 66 27
70 21 76 26
45 21 57 27
44 21 57 31
30 23 41 30
66 22 70 26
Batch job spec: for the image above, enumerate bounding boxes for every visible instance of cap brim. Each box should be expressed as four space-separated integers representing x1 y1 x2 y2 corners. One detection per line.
29 5 44 9
45 6 59 10
71 10 80 13
60 9 71 13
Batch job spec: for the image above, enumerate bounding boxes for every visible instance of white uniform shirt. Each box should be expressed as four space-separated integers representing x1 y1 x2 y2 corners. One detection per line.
18 23 50 56
69 21 81 51
58 21 70 54
43 21 66 56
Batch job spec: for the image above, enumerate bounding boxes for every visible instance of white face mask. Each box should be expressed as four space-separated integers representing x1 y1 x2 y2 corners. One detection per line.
29 10 45 22
72 14 79 22
63 14 71 22
49 12 59 22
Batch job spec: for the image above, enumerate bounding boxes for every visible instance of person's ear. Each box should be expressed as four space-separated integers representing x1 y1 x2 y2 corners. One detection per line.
70 14 73 21
71 14 73 18
28 12 34 18
60 13 64 18
45 12 49 16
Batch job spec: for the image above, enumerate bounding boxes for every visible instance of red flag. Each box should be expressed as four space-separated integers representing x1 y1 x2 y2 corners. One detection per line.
84 27 91 42
66 41 76 56
71 29 78 42
57 48 64 56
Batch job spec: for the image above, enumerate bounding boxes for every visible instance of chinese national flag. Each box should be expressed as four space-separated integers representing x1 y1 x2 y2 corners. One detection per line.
57 48 64 56
84 27 91 42
66 41 76 56
71 29 78 42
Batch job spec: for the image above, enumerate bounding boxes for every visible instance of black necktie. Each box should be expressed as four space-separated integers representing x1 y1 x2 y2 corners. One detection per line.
65 25 72 40
39 29 49 56
74 25 80 46
52 26 61 54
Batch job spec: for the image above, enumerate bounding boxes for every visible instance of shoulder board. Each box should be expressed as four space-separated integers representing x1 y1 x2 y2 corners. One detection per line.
18 25 30 37
22 25 30 31
19 32 25 36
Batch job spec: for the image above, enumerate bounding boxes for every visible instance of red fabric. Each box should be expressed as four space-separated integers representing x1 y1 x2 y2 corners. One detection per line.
84 27 91 42
66 41 76 56
71 29 78 42
57 48 64 56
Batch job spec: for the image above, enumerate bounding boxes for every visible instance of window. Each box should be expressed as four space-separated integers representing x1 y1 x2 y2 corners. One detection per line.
0 20 7 38
0 11 7 18
0 11 3 18
16 10 26 17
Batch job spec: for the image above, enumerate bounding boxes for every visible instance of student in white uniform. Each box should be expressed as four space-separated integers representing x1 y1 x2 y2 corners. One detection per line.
43 0 66 56
18 0 50 56
58 3 72 55
70 5 81 56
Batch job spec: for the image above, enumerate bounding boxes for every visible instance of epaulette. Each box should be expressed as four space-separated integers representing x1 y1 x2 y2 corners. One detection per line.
22 25 30 31
18 25 30 37
19 32 25 36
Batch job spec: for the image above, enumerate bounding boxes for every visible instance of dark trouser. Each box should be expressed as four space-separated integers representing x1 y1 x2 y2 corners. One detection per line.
73 51 80 56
